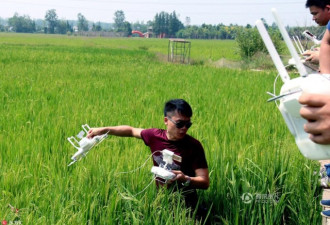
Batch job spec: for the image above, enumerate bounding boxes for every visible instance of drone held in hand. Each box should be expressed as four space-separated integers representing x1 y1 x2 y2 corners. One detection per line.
67 124 108 166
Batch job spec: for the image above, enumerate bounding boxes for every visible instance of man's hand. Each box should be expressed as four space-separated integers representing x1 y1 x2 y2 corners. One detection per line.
168 169 209 189
299 93 330 144
169 170 188 184
87 127 109 138
303 48 320 63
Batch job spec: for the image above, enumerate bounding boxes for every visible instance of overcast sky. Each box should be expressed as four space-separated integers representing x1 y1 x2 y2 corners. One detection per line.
0 0 315 27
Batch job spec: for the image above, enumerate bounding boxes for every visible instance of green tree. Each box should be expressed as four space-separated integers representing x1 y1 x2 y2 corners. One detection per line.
153 11 181 37
66 21 73 33
56 20 67 34
153 13 160 35
123 21 132 36
8 13 36 33
131 21 148 33
45 9 58 34
56 20 73 34
236 26 283 58
114 10 125 32
154 12 167 36
261 18 269 29
77 13 89 31
168 11 183 37
156 12 162 36
92 22 102 31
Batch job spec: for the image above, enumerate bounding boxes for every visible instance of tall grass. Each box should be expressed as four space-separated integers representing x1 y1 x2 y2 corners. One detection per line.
0 33 322 224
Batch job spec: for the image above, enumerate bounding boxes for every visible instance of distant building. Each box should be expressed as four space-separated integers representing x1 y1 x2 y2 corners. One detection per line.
144 26 153 38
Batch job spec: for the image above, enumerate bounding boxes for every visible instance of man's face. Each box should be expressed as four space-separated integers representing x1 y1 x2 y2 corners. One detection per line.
309 5 330 26
164 111 191 141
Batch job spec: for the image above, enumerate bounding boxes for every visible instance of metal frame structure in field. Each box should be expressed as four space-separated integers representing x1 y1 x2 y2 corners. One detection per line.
168 39 191 64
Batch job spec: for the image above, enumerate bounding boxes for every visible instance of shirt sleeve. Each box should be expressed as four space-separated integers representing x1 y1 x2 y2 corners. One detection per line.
328 21 330 31
140 128 156 146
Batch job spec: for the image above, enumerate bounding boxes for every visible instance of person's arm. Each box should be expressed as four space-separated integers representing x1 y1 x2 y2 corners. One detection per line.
87 126 144 139
171 168 210 189
299 93 330 144
320 29 330 74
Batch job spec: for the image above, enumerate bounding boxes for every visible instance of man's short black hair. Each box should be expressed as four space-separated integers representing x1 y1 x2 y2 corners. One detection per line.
164 99 193 117
306 0 330 8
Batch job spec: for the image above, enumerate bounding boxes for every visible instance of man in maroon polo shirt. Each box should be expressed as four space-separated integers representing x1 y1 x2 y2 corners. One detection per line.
87 99 209 210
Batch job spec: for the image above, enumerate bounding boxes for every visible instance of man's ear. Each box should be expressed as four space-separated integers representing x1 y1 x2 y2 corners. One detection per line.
326 5 330 12
164 117 168 125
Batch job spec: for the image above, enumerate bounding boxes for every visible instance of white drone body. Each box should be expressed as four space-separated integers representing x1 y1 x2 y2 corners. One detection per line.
256 9 330 160
67 124 108 166
151 149 181 183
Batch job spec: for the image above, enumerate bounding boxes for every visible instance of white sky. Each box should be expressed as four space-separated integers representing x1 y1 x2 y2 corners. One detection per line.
0 0 316 27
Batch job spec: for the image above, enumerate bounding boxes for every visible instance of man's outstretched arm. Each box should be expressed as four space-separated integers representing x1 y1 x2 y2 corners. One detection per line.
87 126 143 139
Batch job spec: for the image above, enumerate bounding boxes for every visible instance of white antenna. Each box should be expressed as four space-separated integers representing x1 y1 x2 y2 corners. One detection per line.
271 8 308 77
255 20 290 83
292 36 303 54
296 36 305 53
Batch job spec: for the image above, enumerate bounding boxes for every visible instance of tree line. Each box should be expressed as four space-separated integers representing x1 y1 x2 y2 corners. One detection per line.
0 9 324 41
0 9 182 37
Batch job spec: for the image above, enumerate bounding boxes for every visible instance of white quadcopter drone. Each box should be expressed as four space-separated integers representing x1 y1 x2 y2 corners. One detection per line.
67 124 108 166
256 8 330 160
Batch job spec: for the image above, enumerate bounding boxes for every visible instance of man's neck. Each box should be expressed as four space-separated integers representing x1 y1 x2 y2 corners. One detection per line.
166 131 185 141
166 131 175 141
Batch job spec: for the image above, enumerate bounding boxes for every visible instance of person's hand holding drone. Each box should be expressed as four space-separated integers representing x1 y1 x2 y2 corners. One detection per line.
167 170 188 184
87 127 108 138
299 93 330 144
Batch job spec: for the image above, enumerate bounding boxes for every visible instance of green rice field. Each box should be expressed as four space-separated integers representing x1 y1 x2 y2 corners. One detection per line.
0 33 322 224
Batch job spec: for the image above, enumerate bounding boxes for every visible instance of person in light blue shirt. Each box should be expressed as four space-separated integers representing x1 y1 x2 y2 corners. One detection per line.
319 20 330 73
300 1 330 219
299 19 330 145
303 0 330 63
299 1 330 144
